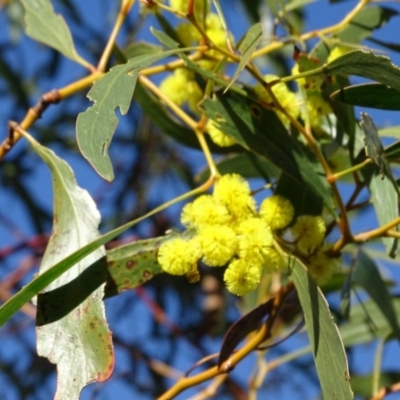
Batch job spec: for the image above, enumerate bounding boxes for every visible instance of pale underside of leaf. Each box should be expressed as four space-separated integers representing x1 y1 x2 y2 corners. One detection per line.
20 0 87 67
23 133 113 400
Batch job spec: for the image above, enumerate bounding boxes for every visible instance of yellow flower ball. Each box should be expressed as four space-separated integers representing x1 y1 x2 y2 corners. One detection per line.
254 75 300 125
237 218 273 265
198 225 237 266
213 174 256 219
224 259 261 296
181 195 230 228
291 215 326 253
158 238 201 275
259 195 294 230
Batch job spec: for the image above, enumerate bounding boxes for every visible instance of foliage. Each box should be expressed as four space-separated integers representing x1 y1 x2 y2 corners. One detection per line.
1 0 400 399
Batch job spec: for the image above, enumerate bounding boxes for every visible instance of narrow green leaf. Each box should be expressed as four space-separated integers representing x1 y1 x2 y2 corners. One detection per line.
20 0 88 67
352 250 400 340
369 173 399 257
201 91 336 216
291 259 353 400
326 50 400 92
76 48 194 181
22 133 113 399
330 83 400 111
225 23 263 92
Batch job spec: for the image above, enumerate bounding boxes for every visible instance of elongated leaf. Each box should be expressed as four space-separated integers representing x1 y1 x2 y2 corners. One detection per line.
225 23 262 92
325 50 400 92
369 173 399 256
218 299 274 367
330 83 400 111
360 113 390 179
201 91 336 215
76 48 193 181
352 251 400 340
20 0 88 67
291 258 353 400
22 133 113 400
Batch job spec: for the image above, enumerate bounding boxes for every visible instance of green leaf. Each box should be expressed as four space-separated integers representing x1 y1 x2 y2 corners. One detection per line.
201 91 336 216
21 133 113 399
360 112 391 179
330 83 400 111
369 173 399 257
352 250 400 340
76 48 194 181
105 230 193 297
225 23 263 92
325 50 400 92
291 258 353 400
20 0 88 67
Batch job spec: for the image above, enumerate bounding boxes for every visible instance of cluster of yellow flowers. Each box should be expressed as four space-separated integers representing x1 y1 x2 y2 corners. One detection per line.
157 174 338 296
160 1 228 113
254 74 300 127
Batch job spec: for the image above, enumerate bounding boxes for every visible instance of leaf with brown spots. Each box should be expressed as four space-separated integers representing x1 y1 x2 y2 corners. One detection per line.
24 132 114 400
105 230 194 296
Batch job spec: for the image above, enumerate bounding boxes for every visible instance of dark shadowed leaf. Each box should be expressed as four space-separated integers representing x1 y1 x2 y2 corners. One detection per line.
218 299 274 367
331 84 400 111
326 50 400 92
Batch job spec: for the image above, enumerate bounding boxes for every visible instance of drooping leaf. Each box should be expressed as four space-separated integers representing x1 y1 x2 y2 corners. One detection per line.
330 83 400 111
291 258 353 400
201 90 336 215
20 0 88 67
218 298 274 367
225 23 263 92
21 132 113 400
76 48 193 181
352 250 400 340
